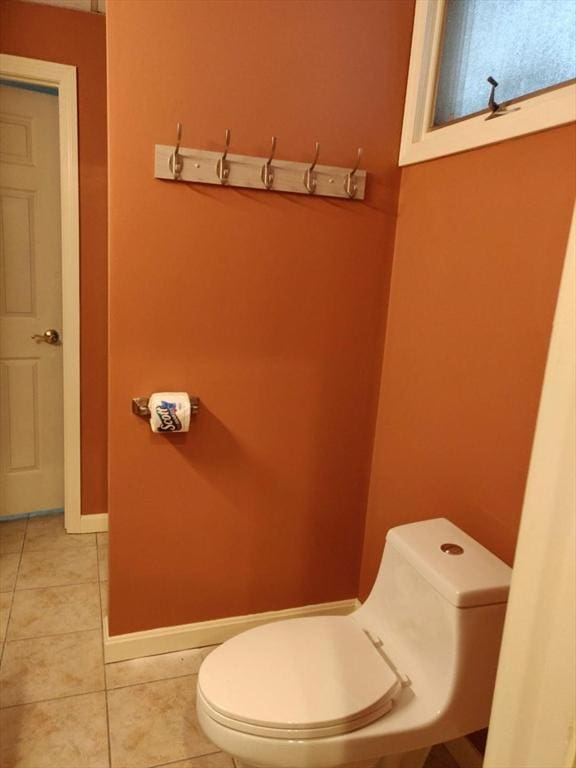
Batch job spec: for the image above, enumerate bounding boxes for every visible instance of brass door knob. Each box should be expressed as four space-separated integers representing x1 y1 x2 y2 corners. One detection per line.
31 329 60 345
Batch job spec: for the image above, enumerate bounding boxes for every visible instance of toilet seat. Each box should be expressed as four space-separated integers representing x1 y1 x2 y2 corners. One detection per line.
198 615 402 740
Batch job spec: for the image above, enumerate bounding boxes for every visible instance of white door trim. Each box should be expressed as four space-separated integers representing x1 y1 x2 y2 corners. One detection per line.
0 54 101 534
484 207 576 768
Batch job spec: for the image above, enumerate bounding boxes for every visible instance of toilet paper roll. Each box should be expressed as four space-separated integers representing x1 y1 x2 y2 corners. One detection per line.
148 392 191 433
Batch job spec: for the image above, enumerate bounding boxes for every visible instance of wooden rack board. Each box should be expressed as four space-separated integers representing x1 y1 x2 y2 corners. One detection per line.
154 144 367 200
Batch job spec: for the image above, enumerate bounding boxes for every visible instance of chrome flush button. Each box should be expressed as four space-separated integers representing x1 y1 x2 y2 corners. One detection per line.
440 543 464 555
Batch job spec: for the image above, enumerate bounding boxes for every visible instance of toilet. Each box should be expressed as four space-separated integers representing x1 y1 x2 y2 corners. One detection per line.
197 518 512 768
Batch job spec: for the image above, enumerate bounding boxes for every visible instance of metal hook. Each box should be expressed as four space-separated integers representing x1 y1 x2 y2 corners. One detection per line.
303 141 320 194
261 136 277 189
487 76 501 114
344 148 362 199
485 76 520 120
168 122 184 179
216 128 231 184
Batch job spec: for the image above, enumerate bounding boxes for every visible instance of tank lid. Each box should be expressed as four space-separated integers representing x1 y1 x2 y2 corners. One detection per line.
386 518 512 608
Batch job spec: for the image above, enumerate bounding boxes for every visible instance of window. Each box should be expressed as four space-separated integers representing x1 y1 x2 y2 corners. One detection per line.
435 0 576 126
400 0 576 165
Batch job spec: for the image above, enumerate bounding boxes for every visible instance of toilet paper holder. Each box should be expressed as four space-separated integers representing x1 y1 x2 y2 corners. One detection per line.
132 395 200 418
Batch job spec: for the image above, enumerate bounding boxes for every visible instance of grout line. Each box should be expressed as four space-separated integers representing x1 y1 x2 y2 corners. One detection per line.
0 539 25 556
0 592 14 665
96 539 113 768
150 749 223 768
21 516 95 547
15 521 99 592
13 578 101 593
3 517 217 768
102 644 216 671
14 578 99 592
1 517 114 763
4 626 103 644
22 540 97 551
0 517 28 666
0 686 107 711
106 671 200 692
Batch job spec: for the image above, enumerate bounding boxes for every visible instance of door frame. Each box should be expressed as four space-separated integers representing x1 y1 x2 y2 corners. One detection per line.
0 53 105 534
484 206 576 767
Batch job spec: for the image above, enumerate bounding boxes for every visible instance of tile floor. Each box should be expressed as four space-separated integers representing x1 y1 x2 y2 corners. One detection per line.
0 514 459 768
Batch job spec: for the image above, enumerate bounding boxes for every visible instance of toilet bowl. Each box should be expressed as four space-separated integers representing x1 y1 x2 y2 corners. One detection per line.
197 518 511 768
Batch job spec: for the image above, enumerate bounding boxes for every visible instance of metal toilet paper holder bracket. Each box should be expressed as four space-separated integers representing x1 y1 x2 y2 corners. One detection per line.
131 395 200 418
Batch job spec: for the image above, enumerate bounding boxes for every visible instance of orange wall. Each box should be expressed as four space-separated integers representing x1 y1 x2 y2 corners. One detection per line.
0 0 108 516
106 0 414 635
359 125 576 598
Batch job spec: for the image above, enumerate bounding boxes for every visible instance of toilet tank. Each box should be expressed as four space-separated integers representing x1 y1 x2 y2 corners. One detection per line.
354 518 512 733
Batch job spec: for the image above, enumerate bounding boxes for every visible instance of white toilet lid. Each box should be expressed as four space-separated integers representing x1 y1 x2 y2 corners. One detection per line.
198 615 401 739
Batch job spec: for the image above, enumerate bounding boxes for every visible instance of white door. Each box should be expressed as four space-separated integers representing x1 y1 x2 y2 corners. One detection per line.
0 83 64 518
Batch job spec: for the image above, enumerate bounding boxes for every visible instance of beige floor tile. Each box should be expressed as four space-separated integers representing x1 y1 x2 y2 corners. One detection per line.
0 521 26 555
16 546 98 590
98 545 108 582
0 629 105 707
1 592 13 642
200 645 219 658
107 674 217 768
100 580 108 618
0 554 20 592
24 514 63 535
106 647 206 690
24 514 95 554
0 520 26 536
0 690 109 767
97 532 109 548
7 583 101 640
154 754 233 768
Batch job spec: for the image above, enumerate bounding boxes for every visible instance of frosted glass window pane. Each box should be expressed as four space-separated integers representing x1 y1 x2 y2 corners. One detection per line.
434 0 576 125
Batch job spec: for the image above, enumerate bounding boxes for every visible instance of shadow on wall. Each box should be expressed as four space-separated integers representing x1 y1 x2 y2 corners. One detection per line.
154 405 293 611
156 384 369 610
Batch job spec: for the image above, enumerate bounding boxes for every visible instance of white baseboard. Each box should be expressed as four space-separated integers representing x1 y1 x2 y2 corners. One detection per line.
104 598 360 663
77 513 108 534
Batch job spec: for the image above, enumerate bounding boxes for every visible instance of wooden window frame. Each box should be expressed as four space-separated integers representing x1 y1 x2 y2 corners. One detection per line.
399 0 576 166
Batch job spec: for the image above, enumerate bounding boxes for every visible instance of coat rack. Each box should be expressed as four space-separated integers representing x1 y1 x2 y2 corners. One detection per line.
154 125 367 200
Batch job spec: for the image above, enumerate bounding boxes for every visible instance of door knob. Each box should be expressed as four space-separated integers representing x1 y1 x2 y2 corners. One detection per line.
31 329 60 345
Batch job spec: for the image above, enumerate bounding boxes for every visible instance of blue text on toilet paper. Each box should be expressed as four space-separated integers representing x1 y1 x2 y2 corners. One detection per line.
155 400 182 432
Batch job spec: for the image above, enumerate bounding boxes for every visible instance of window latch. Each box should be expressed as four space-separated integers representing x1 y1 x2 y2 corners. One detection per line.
485 77 520 120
